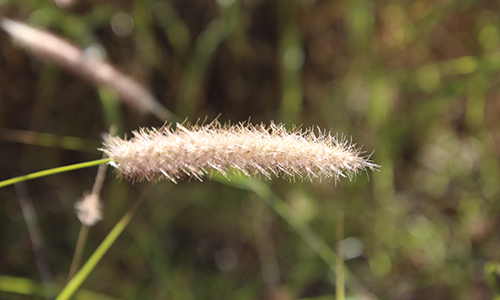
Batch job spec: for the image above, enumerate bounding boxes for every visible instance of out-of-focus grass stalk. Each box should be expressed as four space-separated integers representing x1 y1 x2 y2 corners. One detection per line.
465 73 487 131
151 2 191 59
213 175 374 297
0 275 120 300
56 187 151 300
484 261 500 296
130 2 161 67
0 129 101 153
177 19 226 117
69 151 110 281
229 177 339 269
336 211 345 300
15 183 55 300
346 0 374 54
218 0 251 60
252 197 281 289
1 18 174 121
0 158 112 189
278 0 303 124
176 0 249 118
30 64 59 130
67 225 89 282
98 87 124 134
0 276 46 298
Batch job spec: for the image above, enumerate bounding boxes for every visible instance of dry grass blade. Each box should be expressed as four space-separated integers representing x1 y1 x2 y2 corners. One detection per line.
1 18 173 121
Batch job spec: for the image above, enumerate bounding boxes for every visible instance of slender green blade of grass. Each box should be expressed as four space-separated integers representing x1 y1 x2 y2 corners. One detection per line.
0 275 46 297
212 174 374 297
55 188 149 300
177 18 226 117
221 175 338 268
0 158 113 189
0 129 100 153
336 211 345 300
278 0 303 124
98 87 124 133
0 275 120 300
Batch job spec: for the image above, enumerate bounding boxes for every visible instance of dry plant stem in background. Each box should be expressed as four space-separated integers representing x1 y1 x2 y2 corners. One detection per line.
15 183 55 300
0 18 173 121
68 156 109 282
102 120 378 183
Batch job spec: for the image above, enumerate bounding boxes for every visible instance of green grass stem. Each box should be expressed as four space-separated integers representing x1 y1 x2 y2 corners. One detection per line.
213 174 373 297
0 158 112 189
67 225 89 282
0 275 120 300
56 187 150 300
336 211 345 300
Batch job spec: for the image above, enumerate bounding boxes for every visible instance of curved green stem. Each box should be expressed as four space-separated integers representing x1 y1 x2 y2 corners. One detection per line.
0 158 113 189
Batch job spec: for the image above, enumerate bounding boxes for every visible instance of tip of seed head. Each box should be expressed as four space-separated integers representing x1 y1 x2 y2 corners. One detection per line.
101 120 378 184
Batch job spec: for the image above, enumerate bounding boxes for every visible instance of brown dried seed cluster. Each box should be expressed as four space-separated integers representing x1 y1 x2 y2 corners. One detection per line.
101 121 377 183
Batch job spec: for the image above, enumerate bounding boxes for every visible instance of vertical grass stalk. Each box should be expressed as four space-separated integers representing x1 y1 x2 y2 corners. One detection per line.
56 187 151 300
336 211 345 300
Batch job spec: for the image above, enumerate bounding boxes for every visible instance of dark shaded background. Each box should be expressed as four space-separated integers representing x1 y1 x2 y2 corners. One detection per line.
2 0 500 299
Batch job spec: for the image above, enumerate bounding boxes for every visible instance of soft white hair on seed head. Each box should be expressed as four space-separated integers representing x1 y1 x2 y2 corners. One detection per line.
75 193 103 226
101 120 378 183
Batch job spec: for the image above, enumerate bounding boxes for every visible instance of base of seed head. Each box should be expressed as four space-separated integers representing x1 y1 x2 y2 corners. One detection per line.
101 120 378 184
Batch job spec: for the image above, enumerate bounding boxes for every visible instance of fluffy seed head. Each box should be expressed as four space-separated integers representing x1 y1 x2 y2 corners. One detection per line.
101 121 378 183
75 193 103 226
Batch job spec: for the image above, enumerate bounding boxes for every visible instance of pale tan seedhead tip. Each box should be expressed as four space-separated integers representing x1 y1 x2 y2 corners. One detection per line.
101 120 378 184
74 193 103 226
1 18 173 120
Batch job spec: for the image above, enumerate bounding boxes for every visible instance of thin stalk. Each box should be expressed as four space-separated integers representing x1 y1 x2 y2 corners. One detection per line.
213 175 375 297
55 186 151 300
252 197 280 288
15 183 55 299
336 211 344 300
0 158 112 189
69 152 110 280
67 225 89 282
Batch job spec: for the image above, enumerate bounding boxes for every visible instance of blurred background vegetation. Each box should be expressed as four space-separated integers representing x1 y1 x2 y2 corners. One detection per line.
1 0 500 299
